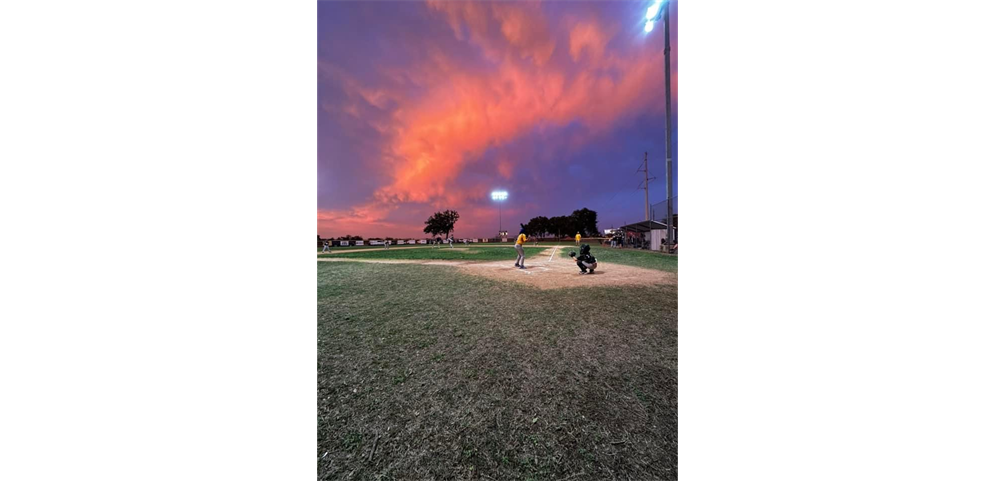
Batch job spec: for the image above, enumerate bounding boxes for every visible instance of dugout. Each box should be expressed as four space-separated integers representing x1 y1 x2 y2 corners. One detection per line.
618 220 676 251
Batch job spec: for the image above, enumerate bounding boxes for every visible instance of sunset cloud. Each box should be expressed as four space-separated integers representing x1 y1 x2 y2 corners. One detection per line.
318 1 678 238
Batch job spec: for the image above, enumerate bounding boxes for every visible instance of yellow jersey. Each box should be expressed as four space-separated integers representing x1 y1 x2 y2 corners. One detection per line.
516 233 527 245
576 234 582 241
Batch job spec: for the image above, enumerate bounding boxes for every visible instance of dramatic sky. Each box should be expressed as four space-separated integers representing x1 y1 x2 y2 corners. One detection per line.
318 0 677 239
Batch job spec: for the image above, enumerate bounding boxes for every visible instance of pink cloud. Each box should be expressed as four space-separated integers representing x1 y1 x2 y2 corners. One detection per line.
320 2 671 237
568 20 611 63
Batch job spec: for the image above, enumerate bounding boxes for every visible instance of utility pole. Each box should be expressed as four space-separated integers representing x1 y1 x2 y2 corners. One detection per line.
663 2 676 253
638 152 655 221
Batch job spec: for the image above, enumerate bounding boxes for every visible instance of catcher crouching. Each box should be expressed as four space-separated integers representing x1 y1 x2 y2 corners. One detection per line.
569 244 598 275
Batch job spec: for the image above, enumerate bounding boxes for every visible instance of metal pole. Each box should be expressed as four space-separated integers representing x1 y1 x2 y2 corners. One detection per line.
643 152 650 221
663 1 674 253
499 204 502 236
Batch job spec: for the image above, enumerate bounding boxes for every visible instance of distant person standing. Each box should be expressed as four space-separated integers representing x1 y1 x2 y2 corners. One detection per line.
448 237 454 248
322 241 330 253
384 239 390 250
575 232 582 246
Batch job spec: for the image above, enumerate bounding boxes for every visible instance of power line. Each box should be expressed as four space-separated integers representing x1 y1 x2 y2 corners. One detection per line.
596 158 645 212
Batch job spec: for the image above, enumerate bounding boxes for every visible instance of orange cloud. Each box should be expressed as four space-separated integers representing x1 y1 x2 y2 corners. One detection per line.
321 3 669 236
491 2 556 66
568 20 610 63
426 0 500 61
427 0 557 66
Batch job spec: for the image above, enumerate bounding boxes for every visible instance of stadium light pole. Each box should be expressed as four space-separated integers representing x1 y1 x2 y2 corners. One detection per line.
645 0 674 253
491 190 508 239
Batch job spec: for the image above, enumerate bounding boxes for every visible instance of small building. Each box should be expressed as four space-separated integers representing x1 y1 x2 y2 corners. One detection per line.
618 220 677 252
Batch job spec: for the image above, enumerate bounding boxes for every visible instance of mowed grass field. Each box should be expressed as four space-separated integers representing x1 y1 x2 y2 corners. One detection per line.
552 245 678 273
318 248 677 480
319 245 400 251
319 246 523 262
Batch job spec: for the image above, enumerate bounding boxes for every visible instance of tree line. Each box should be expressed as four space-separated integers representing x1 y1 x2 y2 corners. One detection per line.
522 208 598 239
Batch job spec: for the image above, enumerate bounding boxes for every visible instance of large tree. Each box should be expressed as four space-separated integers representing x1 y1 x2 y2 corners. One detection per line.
570 208 599 237
524 216 547 238
524 209 599 239
539 216 553 237
423 210 460 239
549 215 575 239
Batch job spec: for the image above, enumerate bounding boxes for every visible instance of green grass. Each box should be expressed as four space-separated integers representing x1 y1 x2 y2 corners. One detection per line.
318 244 486 253
320 242 518 248
558 245 678 273
318 244 410 252
319 245 534 261
318 261 677 480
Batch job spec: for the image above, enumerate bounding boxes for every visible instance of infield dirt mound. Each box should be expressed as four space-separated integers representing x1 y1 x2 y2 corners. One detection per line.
317 248 675 289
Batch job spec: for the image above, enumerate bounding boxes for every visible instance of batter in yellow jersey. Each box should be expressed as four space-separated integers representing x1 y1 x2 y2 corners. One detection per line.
514 229 527 269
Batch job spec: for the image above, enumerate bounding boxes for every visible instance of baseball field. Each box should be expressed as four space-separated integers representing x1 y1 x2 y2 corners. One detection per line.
318 244 677 480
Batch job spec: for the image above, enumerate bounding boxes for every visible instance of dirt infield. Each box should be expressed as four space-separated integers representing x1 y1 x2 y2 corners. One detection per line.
317 248 675 289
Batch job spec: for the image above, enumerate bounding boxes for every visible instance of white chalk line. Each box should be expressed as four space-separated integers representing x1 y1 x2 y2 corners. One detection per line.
547 246 557 262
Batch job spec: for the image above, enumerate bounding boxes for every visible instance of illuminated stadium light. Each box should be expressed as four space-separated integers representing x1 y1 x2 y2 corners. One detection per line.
490 191 508 201
644 20 655 33
646 2 661 21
